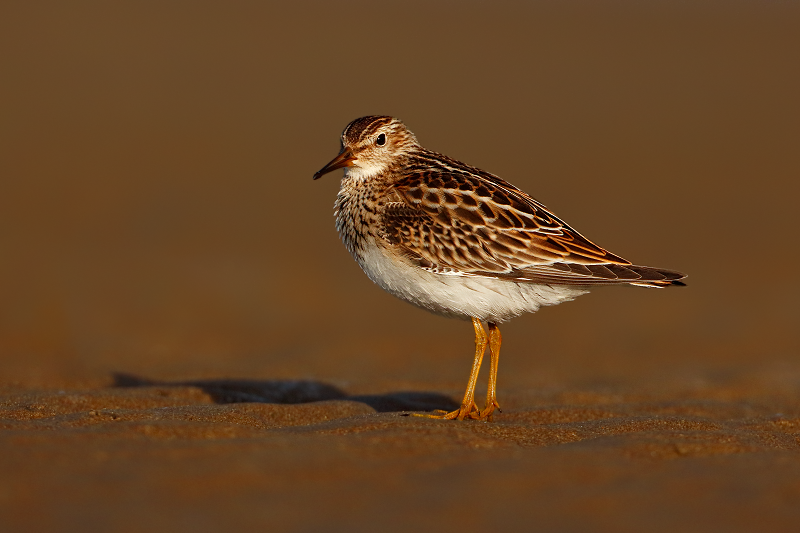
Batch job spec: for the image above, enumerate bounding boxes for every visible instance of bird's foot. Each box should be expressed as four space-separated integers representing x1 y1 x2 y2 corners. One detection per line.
478 400 502 422
412 401 481 420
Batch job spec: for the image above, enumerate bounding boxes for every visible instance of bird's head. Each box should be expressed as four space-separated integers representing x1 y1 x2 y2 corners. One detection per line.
313 116 419 181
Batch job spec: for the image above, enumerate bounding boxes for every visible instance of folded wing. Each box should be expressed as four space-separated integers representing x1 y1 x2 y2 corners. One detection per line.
381 162 685 287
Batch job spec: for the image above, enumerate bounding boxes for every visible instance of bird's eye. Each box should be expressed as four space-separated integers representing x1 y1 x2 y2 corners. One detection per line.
376 133 386 146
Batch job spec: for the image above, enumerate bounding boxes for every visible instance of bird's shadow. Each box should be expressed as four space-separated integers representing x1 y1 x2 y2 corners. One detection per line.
112 372 458 413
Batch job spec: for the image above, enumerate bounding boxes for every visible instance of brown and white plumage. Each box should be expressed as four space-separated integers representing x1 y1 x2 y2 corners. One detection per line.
314 115 685 420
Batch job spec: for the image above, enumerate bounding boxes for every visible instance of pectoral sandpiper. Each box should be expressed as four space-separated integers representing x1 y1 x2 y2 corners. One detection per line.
313 116 685 421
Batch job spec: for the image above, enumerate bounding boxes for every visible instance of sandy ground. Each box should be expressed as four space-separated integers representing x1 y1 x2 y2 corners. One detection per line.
2 2 799 532
3 376 800 532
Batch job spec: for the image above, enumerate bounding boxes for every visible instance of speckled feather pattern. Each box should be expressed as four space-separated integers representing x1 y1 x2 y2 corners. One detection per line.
323 116 685 323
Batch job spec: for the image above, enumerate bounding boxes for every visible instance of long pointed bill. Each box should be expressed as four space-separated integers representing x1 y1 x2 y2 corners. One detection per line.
313 149 355 180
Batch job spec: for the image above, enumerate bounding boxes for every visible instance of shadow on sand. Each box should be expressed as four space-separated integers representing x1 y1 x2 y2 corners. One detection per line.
112 372 459 414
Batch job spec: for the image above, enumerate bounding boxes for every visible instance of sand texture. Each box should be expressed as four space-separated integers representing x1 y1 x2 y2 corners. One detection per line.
3 378 800 532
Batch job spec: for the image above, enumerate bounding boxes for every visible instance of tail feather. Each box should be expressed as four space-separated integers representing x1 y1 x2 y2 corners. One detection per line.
516 262 687 287
626 265 687 288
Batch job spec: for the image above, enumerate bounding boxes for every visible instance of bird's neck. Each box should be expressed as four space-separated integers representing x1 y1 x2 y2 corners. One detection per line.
334 178 383 259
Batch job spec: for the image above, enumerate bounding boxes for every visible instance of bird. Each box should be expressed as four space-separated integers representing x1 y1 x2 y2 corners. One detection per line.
313 116 686 421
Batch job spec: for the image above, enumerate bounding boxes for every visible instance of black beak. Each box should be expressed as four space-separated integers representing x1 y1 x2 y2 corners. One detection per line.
313 148 356 180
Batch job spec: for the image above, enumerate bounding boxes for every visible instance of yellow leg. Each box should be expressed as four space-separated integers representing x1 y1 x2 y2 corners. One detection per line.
479 322 502 420
415 318 487 420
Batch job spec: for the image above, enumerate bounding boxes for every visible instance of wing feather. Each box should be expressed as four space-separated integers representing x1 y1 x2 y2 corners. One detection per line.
380 154 685 287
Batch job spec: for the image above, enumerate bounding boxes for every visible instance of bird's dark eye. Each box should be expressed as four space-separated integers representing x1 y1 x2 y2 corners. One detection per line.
376 133 386 146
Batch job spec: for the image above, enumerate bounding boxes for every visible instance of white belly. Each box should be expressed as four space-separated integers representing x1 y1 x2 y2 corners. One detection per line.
355 240 588 324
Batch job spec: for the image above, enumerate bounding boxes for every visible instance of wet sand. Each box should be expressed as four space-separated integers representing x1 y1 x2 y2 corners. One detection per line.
2 2 799 532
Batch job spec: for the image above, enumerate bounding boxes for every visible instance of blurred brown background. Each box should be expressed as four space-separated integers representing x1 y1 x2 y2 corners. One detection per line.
1 2 800 531
2 1 797 392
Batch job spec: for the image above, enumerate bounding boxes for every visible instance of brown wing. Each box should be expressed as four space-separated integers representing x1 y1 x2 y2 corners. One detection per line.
381 163 685 287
